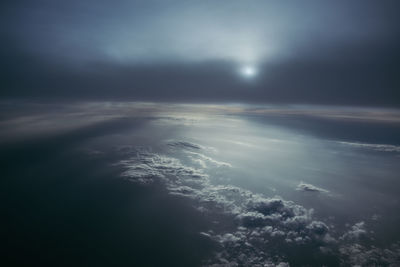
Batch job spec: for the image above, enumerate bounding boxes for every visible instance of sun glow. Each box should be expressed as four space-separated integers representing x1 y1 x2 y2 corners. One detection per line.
240 66 257 78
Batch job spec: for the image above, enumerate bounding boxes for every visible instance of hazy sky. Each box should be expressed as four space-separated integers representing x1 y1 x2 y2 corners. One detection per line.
1 0 399 105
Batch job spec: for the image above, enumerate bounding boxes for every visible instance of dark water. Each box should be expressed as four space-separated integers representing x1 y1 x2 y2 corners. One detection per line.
1 121 216 266
1 102 400 266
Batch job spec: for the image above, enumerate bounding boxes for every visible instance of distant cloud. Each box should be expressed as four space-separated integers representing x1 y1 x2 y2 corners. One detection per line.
296 182 329 193
338 141 400 153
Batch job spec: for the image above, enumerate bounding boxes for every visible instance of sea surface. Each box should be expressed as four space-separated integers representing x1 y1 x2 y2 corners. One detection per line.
2 102 400 266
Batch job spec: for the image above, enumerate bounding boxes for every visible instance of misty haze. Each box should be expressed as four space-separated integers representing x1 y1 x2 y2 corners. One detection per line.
1 1 400 266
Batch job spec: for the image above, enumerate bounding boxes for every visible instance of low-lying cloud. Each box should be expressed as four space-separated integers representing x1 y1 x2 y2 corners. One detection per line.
115 140 400 266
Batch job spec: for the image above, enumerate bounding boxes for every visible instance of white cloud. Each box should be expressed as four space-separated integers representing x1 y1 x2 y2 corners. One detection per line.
117 148 208 186
296 182 329 193
185 151 232 168
115 142 400 266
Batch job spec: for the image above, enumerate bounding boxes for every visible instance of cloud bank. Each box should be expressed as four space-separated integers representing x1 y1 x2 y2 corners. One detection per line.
115 141 400 266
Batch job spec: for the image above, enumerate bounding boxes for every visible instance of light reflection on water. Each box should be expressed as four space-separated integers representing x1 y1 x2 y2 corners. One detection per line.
157 114 400 228
2 101 400 265
107 112 400 265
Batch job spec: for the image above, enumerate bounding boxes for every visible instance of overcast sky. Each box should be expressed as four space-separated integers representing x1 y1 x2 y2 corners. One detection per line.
1 0 399 106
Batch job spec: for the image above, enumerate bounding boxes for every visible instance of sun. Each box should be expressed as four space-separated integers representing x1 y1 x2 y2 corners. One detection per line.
240 66 257 78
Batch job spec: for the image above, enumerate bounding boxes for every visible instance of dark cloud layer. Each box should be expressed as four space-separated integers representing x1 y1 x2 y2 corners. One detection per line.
1 0 400 106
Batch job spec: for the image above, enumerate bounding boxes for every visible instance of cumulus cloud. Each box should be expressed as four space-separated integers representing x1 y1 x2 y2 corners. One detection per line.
116 146 208 186
336 222 400 265
115 142 400 266
116 144 333 265
339 243 400 266
341 221 367 241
